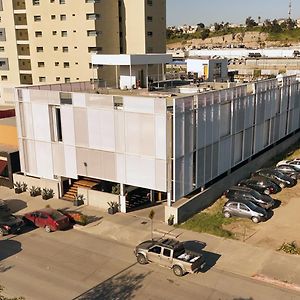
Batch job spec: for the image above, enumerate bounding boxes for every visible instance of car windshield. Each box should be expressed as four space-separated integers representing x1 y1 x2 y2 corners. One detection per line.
50 211 64 220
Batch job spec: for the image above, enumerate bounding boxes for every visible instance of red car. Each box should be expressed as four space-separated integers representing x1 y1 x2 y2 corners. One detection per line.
23 208 70 233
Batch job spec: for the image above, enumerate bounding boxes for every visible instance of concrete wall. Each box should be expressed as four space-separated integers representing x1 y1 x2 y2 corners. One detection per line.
78 187 119 210
166 130 300 224
13 173 60 198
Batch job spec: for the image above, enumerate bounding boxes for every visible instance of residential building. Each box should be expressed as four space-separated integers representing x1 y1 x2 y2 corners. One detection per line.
0 0 166 101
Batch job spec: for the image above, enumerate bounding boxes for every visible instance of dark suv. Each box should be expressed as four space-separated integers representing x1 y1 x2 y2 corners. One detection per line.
254 168 297 188
238 176 281 195
224 186 275 209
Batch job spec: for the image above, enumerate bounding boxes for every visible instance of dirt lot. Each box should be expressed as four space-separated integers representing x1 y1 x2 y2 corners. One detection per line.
213 183 300 252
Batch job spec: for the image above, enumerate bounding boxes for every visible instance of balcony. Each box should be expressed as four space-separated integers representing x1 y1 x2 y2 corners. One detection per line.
18 59 32 71
17 44 30 56
14 14 27 26
19 74 32 85
15 29 29 41
13 0 26 10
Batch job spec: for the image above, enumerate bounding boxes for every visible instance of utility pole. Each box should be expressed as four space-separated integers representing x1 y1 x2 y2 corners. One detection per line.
288 0 292 19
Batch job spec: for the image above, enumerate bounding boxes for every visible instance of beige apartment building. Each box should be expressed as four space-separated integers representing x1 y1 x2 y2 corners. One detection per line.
0 0 166 97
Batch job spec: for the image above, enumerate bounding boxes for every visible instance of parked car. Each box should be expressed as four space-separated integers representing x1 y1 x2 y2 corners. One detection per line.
238 176 281 195
254 168 297 188
134 238 206 276
275 164 300 179
23 208 70 233
223 199 269 223
277 159 300 171
0 214 24 236
224 186 275 209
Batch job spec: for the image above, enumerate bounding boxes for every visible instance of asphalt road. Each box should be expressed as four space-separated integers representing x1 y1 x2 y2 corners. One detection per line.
1 227 300 300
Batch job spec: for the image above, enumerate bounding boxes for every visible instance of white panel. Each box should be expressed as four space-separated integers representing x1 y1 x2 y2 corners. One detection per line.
155 115 167 159
123 96 155 114
26 140 37 175
100 110 116 151
23 103 34 139
155 159 167 192
64 145 77 179
61 105 75 146
116 153 125 182
35 141 53 179
72 93 86 107
115 111 125 153
125 155 155 189
32 103 51 142
87 109 102 150
52 143 65 176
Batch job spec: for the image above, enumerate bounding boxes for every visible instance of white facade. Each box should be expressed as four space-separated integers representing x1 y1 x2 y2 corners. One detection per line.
15 89 170 194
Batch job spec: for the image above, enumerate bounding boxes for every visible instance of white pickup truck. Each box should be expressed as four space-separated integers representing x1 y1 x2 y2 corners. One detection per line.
134 238 206 276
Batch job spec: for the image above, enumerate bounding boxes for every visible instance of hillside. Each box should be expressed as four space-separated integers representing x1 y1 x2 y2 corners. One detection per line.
167 30 300 50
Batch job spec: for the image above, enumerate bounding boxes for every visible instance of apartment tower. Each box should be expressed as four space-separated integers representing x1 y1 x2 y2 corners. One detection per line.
0 0 166 91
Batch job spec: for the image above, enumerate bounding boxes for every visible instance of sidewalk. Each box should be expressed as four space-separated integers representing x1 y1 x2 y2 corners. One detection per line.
1 186 300 291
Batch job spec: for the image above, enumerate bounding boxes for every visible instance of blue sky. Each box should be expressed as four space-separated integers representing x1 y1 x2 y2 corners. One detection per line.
167 0 300 26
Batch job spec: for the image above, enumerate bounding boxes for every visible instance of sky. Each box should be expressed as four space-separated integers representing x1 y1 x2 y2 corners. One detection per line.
167 0 300 26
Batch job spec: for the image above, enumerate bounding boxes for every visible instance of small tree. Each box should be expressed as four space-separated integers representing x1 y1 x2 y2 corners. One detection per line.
245 16 258 28
200 29 210 40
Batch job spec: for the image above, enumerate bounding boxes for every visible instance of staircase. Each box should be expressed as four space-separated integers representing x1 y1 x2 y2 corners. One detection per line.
63 179 99 201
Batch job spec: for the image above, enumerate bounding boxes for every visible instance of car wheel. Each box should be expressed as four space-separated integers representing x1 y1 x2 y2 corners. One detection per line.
251 216 260 224
173 265 184 277
137 253 147 265
44 225 51 233
224 211 231 218
0 228 4 237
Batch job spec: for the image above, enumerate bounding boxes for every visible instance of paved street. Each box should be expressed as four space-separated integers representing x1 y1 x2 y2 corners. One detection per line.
1 227 300 300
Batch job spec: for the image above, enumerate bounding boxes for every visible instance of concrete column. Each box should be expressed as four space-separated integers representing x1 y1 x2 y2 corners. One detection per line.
120 183 126 213
115 65 118 88
167 191 172 207
150 190 155 203
146 64 149 88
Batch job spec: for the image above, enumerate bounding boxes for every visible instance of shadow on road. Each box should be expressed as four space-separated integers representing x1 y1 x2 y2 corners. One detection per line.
74 264 150 300
200 250 221 273
0 239 22 261
4 199 27 213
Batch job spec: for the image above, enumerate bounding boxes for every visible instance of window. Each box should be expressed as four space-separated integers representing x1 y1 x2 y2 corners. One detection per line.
55 62 59 66
38 62 44 67
64 77 70 83
163 248 171 257
61 31 67 37
59 0 65 3
64 62 69 68
56 77 60 81
52 31 57 35
39 76 46 82
36 46 43 52
147 0 153 6
228 203 238 209
54 46 58 51
88 46 102 53
87 30 100 36
147 31 153 37
60 14 66 21
239 204 250 211
85 0 100 3
0 46 4 52
34 15 41 21
1 75 7 81
55 107 62 141
86 13 100 20
147 16 153 22
62 46 68 52
149 246 161 254
35 31 42 37
51 15 56 20
32 0 40 5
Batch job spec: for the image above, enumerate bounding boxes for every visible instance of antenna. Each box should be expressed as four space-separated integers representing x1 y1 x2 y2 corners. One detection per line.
288 0 292 19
